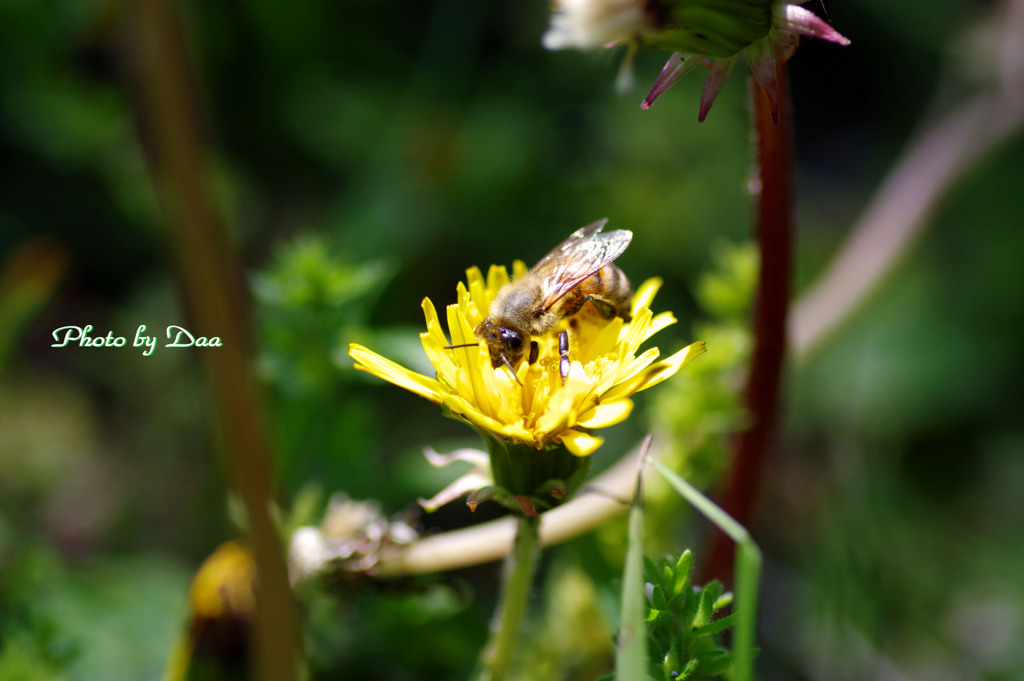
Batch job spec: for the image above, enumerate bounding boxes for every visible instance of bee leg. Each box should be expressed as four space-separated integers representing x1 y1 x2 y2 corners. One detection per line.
584 295 618 319
528 340 539 365
559 329 570 385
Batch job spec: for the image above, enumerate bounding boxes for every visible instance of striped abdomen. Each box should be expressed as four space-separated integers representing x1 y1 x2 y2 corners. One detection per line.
557 264 632 322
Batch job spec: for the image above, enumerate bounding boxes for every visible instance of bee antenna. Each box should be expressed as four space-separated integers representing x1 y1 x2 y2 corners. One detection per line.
501 355 523 387
444 342 479 350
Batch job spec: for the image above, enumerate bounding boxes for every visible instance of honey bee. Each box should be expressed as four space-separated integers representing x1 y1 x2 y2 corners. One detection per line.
452 219 633 384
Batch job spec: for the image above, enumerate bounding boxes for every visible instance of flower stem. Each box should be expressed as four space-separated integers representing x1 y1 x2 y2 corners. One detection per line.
700 69 792 584
475 514 542 681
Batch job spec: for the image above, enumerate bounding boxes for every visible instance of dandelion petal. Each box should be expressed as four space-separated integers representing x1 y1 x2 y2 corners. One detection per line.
577 399 634 429
631 277 662 314
349 344 441 403
561 429 604 457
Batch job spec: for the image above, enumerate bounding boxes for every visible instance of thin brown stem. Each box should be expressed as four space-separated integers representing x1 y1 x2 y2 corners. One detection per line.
699 70 793 585
790 0 1024 358
374 439 646 576
133 2 299 679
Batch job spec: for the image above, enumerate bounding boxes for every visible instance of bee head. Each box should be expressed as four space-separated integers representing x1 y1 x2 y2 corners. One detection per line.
474 318 526 369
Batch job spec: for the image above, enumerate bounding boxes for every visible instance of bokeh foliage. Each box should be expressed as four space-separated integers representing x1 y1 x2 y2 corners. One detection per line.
1 0 1023 679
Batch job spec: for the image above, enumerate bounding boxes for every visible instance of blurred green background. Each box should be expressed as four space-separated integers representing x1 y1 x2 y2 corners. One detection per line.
2 0 1023 679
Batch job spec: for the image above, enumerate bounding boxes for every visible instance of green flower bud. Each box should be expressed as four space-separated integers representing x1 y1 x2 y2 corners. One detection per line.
648 0 773 57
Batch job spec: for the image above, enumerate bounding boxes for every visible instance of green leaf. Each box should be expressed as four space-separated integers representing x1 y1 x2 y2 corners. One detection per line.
695 584 718 629
662 563 675 590
675 657 700 681
644 555 660 586
670 550 693 599
652 584 669 611
682 613 736 640
693 649 735 677
660 645 681 681
647 458 762 681
647 609 676 635
678 585 701 633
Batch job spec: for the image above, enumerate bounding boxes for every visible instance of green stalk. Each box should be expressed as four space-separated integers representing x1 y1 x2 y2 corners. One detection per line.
475 514 542 681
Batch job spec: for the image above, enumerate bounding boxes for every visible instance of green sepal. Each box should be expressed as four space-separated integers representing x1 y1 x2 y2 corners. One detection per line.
646 0 773 57
481 431 592 513
466 486 500 511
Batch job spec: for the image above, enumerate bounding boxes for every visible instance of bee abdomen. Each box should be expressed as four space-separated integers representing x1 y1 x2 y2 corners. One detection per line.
561 265 632 321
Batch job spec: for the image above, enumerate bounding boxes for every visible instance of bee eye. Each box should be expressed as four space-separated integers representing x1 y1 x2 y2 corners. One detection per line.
502 329 523 351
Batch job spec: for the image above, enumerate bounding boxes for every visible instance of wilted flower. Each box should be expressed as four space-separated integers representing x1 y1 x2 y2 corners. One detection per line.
543 0 850 121
349 263 704 514
289 495 419 580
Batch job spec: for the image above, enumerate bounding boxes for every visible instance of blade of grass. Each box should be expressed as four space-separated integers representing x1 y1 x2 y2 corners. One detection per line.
616 436 652 681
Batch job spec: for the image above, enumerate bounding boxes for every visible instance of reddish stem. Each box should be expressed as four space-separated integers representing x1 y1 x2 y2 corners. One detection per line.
699 70 792 585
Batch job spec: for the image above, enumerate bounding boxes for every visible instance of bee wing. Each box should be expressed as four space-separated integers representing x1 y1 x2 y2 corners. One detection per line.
532 219 609 272
531 220 633 313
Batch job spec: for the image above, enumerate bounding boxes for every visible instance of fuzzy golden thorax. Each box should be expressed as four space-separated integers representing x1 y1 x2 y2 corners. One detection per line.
474 274 558 369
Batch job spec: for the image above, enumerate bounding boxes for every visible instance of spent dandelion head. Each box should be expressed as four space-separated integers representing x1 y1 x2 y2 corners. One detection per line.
349 220 705 515
543 0 850 121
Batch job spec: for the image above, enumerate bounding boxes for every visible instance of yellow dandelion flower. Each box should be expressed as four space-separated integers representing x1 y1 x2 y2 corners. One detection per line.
349 261 704 513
